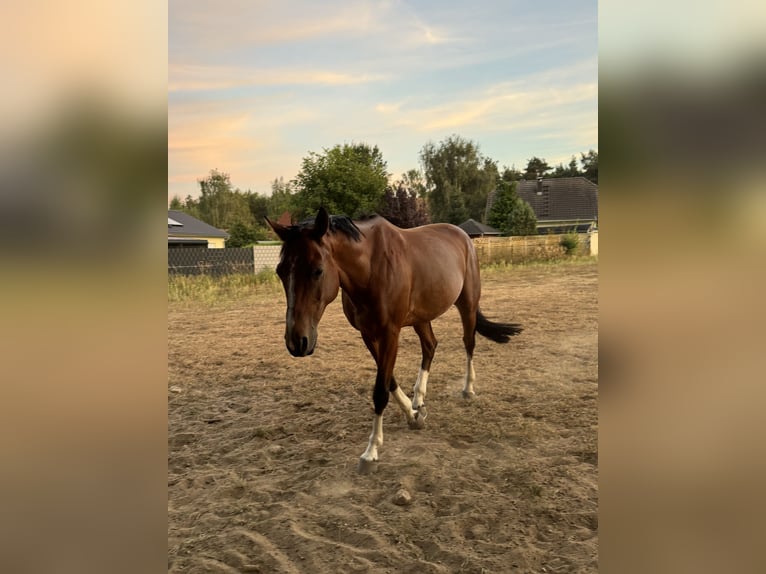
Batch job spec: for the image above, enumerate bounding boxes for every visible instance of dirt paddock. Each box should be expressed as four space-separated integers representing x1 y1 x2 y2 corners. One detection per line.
168 261 598 573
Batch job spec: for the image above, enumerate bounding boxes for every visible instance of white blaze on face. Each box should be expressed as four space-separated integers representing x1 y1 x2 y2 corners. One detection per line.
285 261 296 332
412 368 429 409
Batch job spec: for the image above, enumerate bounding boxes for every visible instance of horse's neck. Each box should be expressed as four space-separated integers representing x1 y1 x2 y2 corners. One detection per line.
329 234 372 294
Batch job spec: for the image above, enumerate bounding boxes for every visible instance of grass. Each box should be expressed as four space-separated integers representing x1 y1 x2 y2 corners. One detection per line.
168 268 281 304
168 257 598 304
481 255 597 275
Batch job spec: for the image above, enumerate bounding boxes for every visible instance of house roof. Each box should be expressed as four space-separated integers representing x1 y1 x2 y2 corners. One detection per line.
168 210 229 239
516 177 598 222
486 177 598 223
458 219 501 237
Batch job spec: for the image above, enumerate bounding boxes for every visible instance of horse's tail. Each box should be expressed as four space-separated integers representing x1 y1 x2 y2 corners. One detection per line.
476 309 522 344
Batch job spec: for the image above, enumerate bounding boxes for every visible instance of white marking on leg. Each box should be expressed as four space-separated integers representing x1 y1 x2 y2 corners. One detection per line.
412 368 430 410
360 414 383 462
462 355 476 396
391 386 418 423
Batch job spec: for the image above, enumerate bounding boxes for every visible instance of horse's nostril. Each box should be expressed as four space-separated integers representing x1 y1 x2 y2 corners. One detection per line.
300 336 308 355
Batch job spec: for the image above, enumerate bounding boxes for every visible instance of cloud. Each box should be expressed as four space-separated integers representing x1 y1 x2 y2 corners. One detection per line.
169 64 387 92
375 102 404 114
377 81 597 133
170 0 394 54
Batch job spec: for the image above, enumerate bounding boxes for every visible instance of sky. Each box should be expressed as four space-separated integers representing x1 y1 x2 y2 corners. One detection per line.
168 0 597 201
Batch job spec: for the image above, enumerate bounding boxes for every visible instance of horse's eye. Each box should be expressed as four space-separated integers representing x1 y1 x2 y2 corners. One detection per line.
312 267 323 278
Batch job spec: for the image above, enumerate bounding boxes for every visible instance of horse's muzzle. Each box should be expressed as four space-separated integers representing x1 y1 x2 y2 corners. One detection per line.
286 333 315 357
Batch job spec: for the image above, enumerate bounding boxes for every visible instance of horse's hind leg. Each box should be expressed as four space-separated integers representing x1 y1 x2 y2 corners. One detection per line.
411 322 437 417
456 294 478 399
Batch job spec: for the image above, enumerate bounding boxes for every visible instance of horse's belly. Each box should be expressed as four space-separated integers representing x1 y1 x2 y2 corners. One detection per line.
405 278 463 325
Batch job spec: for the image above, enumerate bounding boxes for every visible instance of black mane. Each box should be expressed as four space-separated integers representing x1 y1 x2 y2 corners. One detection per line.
292 213 364 242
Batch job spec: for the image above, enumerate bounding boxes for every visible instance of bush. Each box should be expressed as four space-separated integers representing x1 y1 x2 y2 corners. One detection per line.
559 233 579 255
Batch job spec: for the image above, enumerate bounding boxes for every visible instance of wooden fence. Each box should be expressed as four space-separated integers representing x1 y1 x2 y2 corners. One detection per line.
472 233 593 265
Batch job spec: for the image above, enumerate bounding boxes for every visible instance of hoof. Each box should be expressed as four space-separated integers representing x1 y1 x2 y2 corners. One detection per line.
408 407 427 430
357 458 379 474
408 418 425 430
461 390 476 400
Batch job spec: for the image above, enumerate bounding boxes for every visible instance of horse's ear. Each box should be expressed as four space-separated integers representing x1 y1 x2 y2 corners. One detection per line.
265 216 289 242
313 207 330 240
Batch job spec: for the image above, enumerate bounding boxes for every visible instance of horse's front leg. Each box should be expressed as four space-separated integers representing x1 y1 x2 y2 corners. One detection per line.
389 377 425 430
360 332 422 431
358 328 400 474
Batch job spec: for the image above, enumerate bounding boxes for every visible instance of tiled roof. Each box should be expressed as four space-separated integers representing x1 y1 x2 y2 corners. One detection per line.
487 177 598 222
168 210 229 238
516 177 598 221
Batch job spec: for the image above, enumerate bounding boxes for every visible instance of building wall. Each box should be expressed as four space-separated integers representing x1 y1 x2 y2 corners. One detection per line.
169 235 226 248
206 237 226 249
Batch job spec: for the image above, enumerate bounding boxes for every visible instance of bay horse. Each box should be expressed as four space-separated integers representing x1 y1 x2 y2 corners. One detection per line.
266 207 521 473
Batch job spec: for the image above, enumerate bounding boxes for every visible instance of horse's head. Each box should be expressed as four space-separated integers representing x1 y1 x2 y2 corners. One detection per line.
266 208 341 357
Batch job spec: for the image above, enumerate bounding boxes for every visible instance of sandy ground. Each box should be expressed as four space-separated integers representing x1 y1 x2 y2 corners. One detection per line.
168 261 598 573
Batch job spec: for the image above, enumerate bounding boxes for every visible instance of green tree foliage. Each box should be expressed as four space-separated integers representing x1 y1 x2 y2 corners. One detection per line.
226 221 255 248
399 169 427 198
500 165 523 182
420 135 497 225
179 194 201 219
172 169 281 241
196 169 252 229
523 156 552 179
292 143 389 219
268 177 295 220
169 195 183 210
247 194 269 224
487 180 537 236
380 182 430 228
551 156 582 178
580 149 598 183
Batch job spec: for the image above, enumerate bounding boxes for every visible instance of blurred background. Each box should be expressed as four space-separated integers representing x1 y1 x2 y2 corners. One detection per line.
0 2 167 573
600 1 766 572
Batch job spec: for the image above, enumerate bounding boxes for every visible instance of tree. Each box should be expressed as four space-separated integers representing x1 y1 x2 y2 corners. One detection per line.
267 177 295 220
226 221 256 248
380 182 430 228
580 149 598 183
196 169 251 229
500 165 523 183
551 156 581 178
399 169 427 198
180 194 201 219
523 156 551 179
292 143 389 219
169 195 183 210
420 135 497 225
247 193 269 223
487 180 537 236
